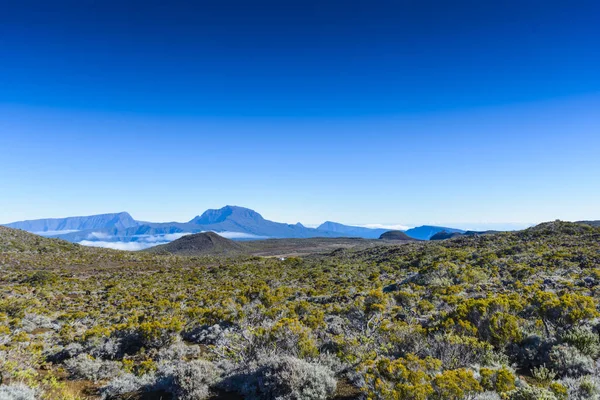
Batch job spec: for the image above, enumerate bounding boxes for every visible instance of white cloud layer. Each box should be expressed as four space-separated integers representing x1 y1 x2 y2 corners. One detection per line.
210 231 268 239
356 224 412 231
79 240 156 251
78 232 195 250
87 231 112 240
78 231 268 251
133 233 192 242
35 230 79 236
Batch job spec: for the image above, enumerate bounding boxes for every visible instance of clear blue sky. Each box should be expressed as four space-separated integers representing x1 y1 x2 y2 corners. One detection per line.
1 1 599 228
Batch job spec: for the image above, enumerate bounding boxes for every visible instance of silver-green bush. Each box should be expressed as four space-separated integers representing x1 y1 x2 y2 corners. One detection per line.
549 344 595 377
64 353 122 382
239 356 337 400
0 383 38 400
507 385 557 400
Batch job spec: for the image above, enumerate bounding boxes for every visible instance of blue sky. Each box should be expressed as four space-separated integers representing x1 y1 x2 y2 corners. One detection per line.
1 1 599 228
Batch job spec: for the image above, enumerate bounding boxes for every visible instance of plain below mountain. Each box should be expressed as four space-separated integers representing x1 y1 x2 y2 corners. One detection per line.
430 230 502 240
146 233 406 258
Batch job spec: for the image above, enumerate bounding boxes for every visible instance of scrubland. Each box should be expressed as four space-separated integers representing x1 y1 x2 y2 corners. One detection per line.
1 221 600 399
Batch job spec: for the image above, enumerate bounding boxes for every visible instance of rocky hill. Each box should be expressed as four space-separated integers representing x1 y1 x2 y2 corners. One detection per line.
379 230 415 241
429 230 464 240
147 232 244 256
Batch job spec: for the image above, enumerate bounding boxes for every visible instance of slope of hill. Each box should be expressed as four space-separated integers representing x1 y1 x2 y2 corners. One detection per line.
578 220 600 227
0 226 80 253
147 232 244 256
379 230 415 241
404 225 465 240
316 221 388 239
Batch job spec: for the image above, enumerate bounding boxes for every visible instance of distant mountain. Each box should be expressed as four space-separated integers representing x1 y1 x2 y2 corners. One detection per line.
404 225 465 240
379 231 415 241
190 206 262 225
187 206 317 238
316 221 388 239
5 212 137 233
3 206 393 247
147 232 243 256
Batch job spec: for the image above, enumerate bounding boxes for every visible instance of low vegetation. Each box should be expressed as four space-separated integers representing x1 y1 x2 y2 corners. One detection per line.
1 221 599 399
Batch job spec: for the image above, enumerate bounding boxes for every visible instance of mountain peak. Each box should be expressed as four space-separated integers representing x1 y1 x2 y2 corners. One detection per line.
317 221 341 230
189 206 264 225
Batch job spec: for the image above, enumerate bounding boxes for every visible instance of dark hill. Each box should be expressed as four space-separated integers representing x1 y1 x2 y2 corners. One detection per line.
146 232 244 256
523 220 596 237
379 230 415 241
430 230 464 240
404 225 465 240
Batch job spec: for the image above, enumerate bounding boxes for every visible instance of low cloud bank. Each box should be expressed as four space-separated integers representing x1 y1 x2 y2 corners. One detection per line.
87 231 111 240
79 240 155 251
357 224 412 231
132 233 192 242
78 231 268 251
79 232 194 250
213 231 268 239
35 230 80 236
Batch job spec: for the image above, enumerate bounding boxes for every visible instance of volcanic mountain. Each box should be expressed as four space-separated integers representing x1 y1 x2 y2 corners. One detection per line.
147 232 244 256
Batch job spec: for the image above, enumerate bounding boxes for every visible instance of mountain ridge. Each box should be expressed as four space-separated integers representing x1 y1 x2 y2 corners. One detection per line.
5 212 138 233
316 221 388 239
2 206 471 247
